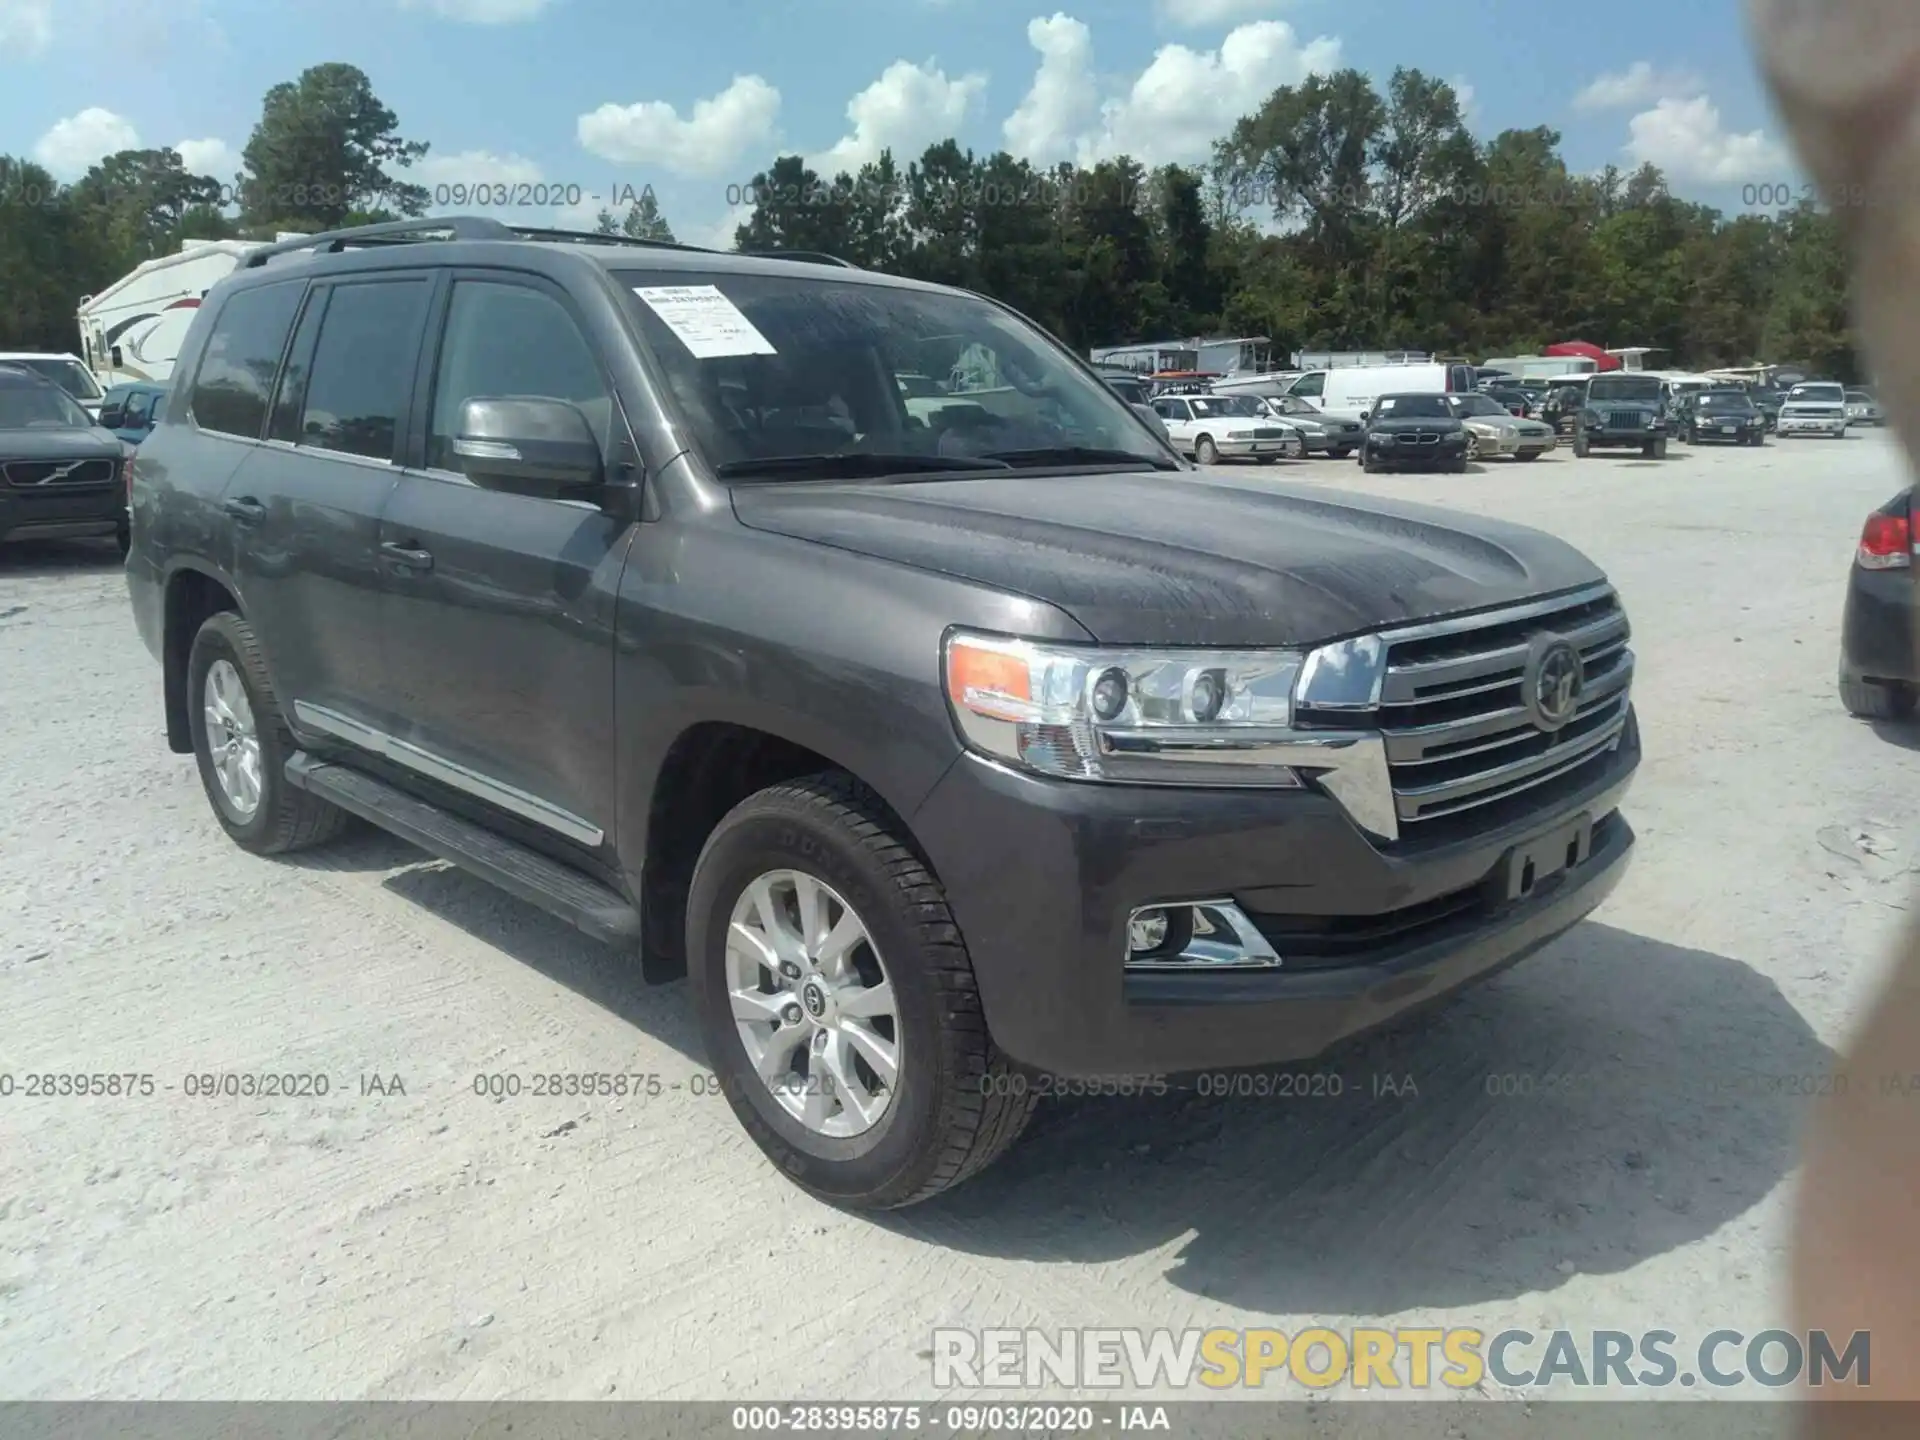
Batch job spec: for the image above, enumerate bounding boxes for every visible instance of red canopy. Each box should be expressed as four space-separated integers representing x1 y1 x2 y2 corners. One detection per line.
1544 340 1619 371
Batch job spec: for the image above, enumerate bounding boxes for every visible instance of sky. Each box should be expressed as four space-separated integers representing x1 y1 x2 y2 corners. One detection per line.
1 0 1801 251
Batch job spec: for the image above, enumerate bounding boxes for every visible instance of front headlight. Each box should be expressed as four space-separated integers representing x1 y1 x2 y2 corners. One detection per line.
943 631 1306 785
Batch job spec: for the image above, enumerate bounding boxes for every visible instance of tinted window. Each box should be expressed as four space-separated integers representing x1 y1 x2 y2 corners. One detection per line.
296 279 430 461
267 289 326 444
190 283 304 438
429 281 611 473
0 377 90 428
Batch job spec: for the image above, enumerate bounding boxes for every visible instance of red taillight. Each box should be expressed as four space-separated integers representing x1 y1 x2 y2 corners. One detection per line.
1857 510 1912 569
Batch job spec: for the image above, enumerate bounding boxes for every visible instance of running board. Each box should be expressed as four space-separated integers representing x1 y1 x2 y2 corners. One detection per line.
284 753 641 946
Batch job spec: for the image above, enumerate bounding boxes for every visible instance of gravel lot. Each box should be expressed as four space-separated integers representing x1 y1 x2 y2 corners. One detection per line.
2 431 1915 1407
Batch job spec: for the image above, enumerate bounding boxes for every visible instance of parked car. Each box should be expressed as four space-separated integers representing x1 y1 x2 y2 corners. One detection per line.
1538 376 1592 436
1845 388 1885 426
1446 392 1557 461
128 215 1640 1208
1777 381 1851 438
1359 392 1472 473
1484 385 1534 418
1152 391 1301 463
98 381 169 446
0 363 129 552
1258 393 1362 456
1746 385 1783 432
1839 487 1918 720
1567 374 1669 459
1678 389 1767 445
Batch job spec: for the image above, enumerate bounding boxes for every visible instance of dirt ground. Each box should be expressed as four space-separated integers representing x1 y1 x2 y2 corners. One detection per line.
1 431 1915 1406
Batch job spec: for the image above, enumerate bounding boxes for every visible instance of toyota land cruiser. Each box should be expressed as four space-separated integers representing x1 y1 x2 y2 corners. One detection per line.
127 217 1639 1209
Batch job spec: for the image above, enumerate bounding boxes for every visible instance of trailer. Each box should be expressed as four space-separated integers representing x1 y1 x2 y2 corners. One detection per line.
76 238 289 386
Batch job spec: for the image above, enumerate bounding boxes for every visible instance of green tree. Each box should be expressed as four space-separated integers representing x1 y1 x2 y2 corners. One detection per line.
596 185 675 241
237 62 429 231
67 148 229 272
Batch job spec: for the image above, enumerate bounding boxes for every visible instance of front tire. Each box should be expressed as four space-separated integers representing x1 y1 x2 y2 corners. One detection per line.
186 611 349 855
1840 675 1917 720
1361 448 1383 474
687 774 1037 1209
1573 433 1589 457
1194 435 1219 466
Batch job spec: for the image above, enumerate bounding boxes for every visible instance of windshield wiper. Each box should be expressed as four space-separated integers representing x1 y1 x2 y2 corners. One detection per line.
714 452 1010 479
976 445 1179 470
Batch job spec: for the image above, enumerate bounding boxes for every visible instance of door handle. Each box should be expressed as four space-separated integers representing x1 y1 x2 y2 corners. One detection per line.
380 540 434 572
222 496 265 524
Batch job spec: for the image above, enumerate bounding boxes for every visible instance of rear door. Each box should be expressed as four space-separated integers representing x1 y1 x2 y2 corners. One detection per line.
373 270 630 851
224 273 434 736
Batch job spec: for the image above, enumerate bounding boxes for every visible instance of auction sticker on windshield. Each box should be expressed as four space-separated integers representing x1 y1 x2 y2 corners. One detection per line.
632 285 777 358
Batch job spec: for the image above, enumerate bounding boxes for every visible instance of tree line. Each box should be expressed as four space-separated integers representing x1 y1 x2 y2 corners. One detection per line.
0 61 1857 379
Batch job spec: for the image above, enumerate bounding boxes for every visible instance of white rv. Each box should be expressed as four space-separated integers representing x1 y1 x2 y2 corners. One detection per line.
76 239 275 386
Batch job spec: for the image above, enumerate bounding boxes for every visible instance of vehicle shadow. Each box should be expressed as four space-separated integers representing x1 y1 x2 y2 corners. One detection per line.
1868 716 1920 751
879 922 1828 1314
0 538 123 577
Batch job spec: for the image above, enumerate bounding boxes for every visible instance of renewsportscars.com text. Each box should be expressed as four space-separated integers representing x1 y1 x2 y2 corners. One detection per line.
931 1326 1870 1391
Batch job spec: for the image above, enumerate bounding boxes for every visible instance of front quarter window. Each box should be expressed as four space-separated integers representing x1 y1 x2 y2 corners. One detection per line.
618 270 1170 475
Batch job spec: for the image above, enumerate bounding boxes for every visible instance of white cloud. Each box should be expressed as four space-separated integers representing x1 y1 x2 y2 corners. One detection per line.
397 0 554 21
1079 20 1341 167
416 148 544 193
1003 14 1098 164
33 108 140 177
0 0 55 55
1623 94 1790 184
1451 76 1477 123
1572 61 1703 112
808 60 987 176
1155 0 1290 24
688 202 752 251
578 75 781 178
174 137 237 179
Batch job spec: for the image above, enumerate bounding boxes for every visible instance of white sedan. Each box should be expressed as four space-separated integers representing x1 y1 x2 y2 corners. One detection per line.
1150 392 1303 464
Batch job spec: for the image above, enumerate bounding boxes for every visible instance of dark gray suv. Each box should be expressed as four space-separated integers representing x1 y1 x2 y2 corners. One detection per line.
127 217 1640 1208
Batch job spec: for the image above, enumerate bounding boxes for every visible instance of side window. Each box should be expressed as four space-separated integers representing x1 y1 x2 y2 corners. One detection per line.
294 279 431 461
1290 371 1325 398
189 281 305 438
268 287 327 444
427 280 611 474
124 392 153 424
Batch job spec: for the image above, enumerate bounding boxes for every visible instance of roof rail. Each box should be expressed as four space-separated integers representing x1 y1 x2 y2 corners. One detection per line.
504 225 718 253
242 216 514 267
739 249 857 269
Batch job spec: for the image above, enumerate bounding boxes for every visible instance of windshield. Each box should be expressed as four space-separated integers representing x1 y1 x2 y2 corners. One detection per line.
1588 376 1662 403
617 271 1169 475
1373 394 1451 418
1788 383 1844 402
12 357 103 402
1449 394 1508 418
1698 392 1756 412
1269 395 1318 416
1187 395 1265 419
0 380 93 428
1846 390 1875 403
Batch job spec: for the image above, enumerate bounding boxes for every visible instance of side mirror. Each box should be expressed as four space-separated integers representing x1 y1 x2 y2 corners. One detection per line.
98 404 126 428
451 397 604 500
1358 410 1370 422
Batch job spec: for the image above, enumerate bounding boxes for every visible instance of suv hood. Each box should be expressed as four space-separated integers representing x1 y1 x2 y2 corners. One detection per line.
0 426 123 459
730 471 1604 647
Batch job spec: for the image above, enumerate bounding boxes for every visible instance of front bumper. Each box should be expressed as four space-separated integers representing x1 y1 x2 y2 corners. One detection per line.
1688 421 1764 442
1581 427 1664 447
911 721 1639 1076
0 482 123 545
1779 416 1847 435
1842 563 1919 685
1213 436 1297 458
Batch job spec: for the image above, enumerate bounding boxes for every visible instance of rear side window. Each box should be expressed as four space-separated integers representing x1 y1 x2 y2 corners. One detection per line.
190 282 305 439
294 279 431 461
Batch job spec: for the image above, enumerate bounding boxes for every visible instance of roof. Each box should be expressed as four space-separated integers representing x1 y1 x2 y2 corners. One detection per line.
0 351 84 362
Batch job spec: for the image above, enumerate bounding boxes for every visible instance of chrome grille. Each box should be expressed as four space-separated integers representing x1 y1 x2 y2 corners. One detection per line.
1377 589 1631 830
3 457 117 489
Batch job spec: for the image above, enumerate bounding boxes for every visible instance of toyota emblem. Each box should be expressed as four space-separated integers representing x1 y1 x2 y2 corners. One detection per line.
1526 636 1583 731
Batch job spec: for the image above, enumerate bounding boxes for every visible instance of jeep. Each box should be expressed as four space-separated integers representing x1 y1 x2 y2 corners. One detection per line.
1569 374 1669 459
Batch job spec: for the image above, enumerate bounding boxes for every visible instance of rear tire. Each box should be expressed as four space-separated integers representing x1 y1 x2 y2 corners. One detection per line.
1840 675 1917 720
1330 446 1352 460
687 774 1037 1209
186 611 350 855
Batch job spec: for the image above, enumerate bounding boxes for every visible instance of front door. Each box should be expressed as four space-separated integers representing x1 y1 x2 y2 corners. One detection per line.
375 272 630 852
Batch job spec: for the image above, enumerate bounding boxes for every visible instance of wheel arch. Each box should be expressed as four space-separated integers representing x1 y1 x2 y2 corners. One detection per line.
161 559 243 753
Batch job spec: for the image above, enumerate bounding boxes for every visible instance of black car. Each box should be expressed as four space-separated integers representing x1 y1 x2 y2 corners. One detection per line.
1569 374 1668 458
129 216 1638 1207
1840 488 1918 720
1485 386 1534 418
1359 392 1472 472
1679 389 1767 445
0 363 130 553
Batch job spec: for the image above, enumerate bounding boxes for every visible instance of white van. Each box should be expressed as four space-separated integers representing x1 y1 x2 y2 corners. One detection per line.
1286 361 1477 422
